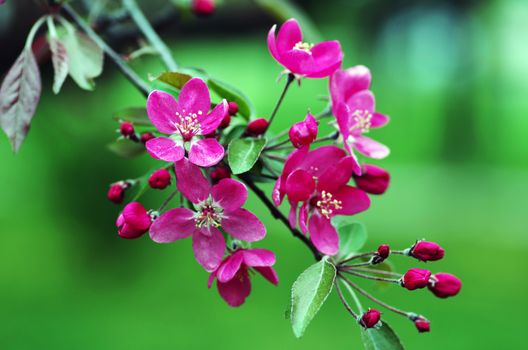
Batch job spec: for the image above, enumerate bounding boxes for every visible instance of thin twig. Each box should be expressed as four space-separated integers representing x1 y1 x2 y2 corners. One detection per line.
342 267 402 278
341 270 400 284
267 73 295 131
158 190 178 212
335 279 359 318
339 251 376 265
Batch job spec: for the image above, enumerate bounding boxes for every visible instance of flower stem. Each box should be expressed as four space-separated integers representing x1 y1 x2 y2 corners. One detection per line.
158 190 178 212
238 174 322 260
122 0 178 71
335 279 359 318
341 270 400 284
339 251 376 265
62 4 151 97
343 267 402 278
267 73 295 131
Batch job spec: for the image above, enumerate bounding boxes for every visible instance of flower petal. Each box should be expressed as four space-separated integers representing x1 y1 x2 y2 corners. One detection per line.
308 214 339 256
276 18 302 55
207 270 217 288
179 78 211 115
272 176 284 206
216 251 244 283
149 208 195 243
222 208 266 242
317 156 354 193
288 201 298 229
267 24 281 61
283 145 310 177
281 49 315 76
188 138 225 167
175 158 210 203
354 135 390 159
242 249 276 267
285 169 316 202
122 202 151 230
145 137 185 162
371 112 389 128
347 89 375 114
192 227 225 272
302 145 347 178
146 90 180 134
199 99 228 135
217 267 251 307
254 266 279 285
299 202 308 234
333 186 371 216
211 178 248 213
306 40 343 78
330 66 371 109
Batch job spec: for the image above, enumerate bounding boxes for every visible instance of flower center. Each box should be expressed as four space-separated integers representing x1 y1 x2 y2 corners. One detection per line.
349 109 372 134
316 190 342 219
174 109 202 141
195 202 223 228
293 41 314 54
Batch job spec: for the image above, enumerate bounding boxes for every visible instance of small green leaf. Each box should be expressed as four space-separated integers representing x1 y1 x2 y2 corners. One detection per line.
227 137 267 175
291 257 336 338
222 124 246 146
331 218 367 260
107 139 146 158
208 78 255 120
361 322 405 350
112 107 150 125
153 71 192 90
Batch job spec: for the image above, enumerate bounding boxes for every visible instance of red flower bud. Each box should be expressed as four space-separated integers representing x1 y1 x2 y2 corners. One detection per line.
148 168 171 189
228 101 239 116
377 244 390 259
414 318 431 333
428 273 461 298
116 202 151 239
107 182 128 204
410 241 445 261
191 0 215 17
246 118 269 136
360 309 381 328
120 122 135 137
211 166 231 184
219 113 231 129
353 164 390 195
288 113 318 148
140 132 155 143
401 268 431 290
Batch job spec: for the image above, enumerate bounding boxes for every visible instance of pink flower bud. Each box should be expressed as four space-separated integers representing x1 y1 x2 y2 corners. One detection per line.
148 169 171 189
428 273 461 298
211 166 231 184
377 244 390 259
107 183 126 204
288 113 318 148
360 309 381 328
219 113 231 129
410 241 445 261
116 202 151 239
140 132 155 143
414 318 431 333
192 0 215 17
228 101 239 116
401 268 431 290
246 118 269 136
353 164 390 195
120 122 135 137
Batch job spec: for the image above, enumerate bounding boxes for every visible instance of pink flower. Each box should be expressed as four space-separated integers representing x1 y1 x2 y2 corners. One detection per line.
330 66 390 175
428 273 461 298
149 158 266 272
145 78 228 167
410 241 445 261
353 164 390 195
208 248 279 307
289 112 318 148
267 18 343 78
116 202 152 239
401 268 431 290
273 145 370 255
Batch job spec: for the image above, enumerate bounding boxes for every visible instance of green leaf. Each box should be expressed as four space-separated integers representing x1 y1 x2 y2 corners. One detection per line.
222 124 246 145
0 47 41 153
331 218 367 260
208 78 256 120
227 137 267 175
112 107 150 125
290 257 336 338
361 322 405 350
47 18 69 94
61 22 103 91
107 139 146 158
153 71 192 90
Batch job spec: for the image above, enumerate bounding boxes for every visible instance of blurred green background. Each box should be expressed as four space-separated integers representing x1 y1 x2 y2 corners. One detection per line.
1 0 527 349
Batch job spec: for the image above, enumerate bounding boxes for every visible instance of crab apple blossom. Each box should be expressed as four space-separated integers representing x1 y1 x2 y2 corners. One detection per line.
353 164 390 195
246 118 269 136
208 248 279 307
116 202 152 239
410 241 445 262
401 268 432 290
330 66 390 175
107 182 128 204
148 168 171 190
145 78 228 167
274 145 370 255
289 112 318 148
360 309 381 328
268 18 343 78
428 273 462 298
149 158 266 271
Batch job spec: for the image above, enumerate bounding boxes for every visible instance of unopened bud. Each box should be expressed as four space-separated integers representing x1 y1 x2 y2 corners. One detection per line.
228 101 239 116
148 168 171 189
410 241 445 261
428 273 461 298
246 118 269 136
107 182 128 204
372 244 390 264
211 166 231 184
120 122 135 138
401 268 431 290
140 132 155 143
353 164 390 195
191 0 215 17
359 309 381 328
116 202 151 239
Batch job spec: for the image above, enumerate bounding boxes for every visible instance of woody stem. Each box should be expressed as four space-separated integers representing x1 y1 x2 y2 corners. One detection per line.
266 73 295 132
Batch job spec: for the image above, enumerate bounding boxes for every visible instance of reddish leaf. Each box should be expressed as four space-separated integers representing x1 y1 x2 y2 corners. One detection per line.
49 38 69 94
0 48 41 153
